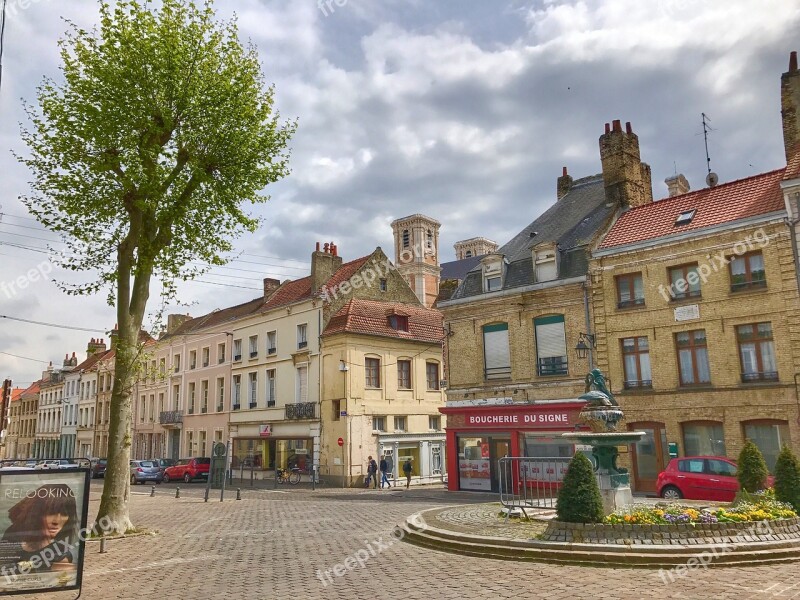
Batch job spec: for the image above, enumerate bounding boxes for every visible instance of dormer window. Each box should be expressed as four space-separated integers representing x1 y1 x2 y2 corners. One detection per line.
675 209 696 226
481 253 505 293
533 245 557 282
387 312 409 332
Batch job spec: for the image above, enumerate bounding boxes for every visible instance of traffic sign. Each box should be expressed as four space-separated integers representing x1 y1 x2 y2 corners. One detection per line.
337 437 344 447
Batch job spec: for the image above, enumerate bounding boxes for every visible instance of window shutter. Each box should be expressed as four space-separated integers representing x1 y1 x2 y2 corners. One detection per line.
298 367 308 403
483 323 510 369
534 316 566 359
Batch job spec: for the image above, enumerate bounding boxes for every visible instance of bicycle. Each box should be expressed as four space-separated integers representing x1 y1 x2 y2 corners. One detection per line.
276 467 301 485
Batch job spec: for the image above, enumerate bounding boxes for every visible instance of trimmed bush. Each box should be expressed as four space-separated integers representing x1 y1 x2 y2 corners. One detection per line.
556 452 604 523
775 445 800 512
738 440 769 493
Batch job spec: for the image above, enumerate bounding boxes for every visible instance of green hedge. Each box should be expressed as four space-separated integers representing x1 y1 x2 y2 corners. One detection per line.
556 452 604 523
775 445 800 512
738 440 769 493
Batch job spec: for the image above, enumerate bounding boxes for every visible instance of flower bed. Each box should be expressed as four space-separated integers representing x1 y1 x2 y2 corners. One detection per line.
604 490 797 525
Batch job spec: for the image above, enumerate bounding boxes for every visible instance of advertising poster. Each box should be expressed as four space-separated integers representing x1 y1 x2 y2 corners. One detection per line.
0 470 90 595
459 445 491 491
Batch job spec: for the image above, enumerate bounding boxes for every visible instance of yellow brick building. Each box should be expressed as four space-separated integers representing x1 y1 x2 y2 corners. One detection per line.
592 170 800 493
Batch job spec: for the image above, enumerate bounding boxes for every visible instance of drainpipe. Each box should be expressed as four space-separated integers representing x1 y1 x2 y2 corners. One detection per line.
582 280 595 369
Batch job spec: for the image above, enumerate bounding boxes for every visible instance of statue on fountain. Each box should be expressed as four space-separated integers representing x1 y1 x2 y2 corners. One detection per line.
578 368 624 432
583 368 618 407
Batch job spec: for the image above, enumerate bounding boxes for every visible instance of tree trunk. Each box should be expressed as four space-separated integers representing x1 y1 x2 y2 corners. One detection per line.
94 325 137 535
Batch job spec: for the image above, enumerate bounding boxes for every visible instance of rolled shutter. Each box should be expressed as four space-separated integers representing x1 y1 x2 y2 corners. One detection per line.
534 316 566 359
483 323 510 374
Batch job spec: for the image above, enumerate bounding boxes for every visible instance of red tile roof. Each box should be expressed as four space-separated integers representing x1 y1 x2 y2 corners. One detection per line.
166 254 375 335
598 169 787 250
20 381 41 397
9 388 24 402
323 299 444 344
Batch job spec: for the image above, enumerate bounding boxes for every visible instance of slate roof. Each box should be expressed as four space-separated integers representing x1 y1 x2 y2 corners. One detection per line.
440 255 484 281
449 174 611 301
322 299 444 345
598 169 786 250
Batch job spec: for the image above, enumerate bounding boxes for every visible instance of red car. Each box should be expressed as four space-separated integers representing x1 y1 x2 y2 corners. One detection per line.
656 456 774 502
162 457 211 483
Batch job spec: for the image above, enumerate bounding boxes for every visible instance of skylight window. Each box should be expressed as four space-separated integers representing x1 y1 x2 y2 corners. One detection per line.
675 209 696 226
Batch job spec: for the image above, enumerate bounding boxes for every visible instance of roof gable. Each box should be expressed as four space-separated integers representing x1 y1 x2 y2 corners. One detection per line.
322 299 443 344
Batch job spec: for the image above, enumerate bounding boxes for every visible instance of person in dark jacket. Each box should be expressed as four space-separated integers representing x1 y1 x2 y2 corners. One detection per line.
379 455 391 488
403 458 413 488
365 456 378 489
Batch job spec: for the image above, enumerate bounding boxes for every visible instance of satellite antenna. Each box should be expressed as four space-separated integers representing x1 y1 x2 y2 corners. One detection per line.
702 113 718 187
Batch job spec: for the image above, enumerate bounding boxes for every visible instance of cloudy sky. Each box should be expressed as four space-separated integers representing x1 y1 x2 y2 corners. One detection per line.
1 0 798 386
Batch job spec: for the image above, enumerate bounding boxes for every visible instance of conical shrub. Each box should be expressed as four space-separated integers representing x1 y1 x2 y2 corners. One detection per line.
738 439 769 493
774 445 800 512
556 452 604 523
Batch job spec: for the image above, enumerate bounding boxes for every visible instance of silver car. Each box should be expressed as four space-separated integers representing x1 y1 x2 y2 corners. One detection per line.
130 460 163 485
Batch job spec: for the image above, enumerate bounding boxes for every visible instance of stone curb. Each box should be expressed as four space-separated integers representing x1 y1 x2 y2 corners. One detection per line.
401 506 800 568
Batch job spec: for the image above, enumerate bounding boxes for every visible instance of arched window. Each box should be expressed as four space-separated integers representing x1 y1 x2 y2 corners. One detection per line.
465 250 472 258
426 229 433 250
402 229 410 248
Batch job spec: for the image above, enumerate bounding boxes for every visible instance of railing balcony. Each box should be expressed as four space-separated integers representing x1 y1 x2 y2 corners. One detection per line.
232 403 240 411
267 348 276 355
537 356 568 376
286 402 316 420
484 366 512 381
159 410 183 425
298 341 308 349
741 371 779 383
617 297 645 309
234 354 242 362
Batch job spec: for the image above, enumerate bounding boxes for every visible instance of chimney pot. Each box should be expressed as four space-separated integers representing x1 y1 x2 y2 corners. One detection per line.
791 51 798 73
316 241 320 252
562 166 568 176
612 119 622 133
625 121 632 134
323 243 329 253
605 123 611 134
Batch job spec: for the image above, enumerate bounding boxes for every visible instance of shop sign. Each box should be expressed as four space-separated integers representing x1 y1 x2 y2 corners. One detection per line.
259 424 272 437
465 411 572 427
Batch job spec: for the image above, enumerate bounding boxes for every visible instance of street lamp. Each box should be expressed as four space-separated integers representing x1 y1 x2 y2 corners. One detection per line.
574 332 596 360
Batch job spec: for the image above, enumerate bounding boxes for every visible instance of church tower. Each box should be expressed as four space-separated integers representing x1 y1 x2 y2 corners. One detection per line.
390 214 441 308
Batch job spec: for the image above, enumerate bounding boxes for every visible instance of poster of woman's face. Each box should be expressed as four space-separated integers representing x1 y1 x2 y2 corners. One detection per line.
0 470 90 595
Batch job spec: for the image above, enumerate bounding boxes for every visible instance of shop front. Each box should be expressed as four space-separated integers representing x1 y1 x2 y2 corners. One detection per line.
440 400 584 492
375 432 447 485
230 421 320 480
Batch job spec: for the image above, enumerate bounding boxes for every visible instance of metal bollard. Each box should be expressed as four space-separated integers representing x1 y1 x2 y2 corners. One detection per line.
99 537 107 554
175 486 180 499
236 488 241 500
150 485 155 497
204 487 209 502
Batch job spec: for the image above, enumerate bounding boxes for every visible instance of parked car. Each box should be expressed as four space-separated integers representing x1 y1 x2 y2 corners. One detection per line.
40 459 78 470
129 460 163 485
152 458 177 475
657 456 775 502
162 457 210 483
91 458 108 479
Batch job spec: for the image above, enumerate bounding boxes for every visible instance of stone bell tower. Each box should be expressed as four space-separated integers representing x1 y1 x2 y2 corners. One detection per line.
390 214 441 308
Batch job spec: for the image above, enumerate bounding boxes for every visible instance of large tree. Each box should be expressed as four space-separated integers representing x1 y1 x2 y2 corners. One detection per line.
18 0 295 533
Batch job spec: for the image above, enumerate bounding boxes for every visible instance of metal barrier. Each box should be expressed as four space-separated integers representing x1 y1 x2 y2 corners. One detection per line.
498 456 572 517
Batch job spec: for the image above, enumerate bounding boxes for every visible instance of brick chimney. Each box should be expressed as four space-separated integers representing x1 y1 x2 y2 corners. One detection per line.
665 174 691 197
599 120 653 208
311 241 343 292
263 278 281 300
782 51 800 165
86 337 107 359
166 314 192 334
557 166 573 200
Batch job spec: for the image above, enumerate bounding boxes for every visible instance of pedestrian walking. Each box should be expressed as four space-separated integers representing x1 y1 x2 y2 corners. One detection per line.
365 456 378 489
403 458 413 489
379 455 391 488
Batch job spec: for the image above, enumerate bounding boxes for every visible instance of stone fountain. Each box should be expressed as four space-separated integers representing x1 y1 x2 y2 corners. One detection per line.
561 369 645 514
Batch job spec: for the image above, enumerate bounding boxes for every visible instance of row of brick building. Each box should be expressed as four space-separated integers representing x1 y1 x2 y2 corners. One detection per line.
435 52 800 493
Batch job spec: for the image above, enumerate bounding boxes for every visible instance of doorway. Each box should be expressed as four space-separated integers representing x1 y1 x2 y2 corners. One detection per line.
490 437 511 493
629 422 667 494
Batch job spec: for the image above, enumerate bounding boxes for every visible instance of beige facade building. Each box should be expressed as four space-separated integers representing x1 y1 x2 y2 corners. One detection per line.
320 299 446 486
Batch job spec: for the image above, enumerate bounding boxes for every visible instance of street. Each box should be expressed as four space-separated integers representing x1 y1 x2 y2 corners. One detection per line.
7 481 800 600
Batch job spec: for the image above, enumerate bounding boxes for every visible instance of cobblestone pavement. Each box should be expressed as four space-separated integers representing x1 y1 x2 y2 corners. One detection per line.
432 503 549 539
10 482 800 600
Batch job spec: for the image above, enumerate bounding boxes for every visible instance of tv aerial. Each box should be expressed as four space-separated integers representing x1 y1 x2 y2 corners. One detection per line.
702 113 718 187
